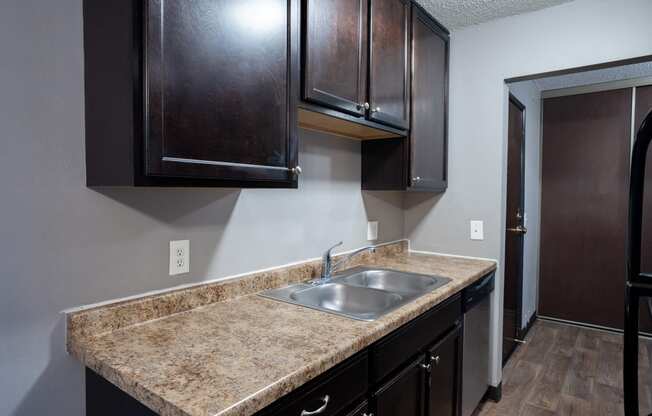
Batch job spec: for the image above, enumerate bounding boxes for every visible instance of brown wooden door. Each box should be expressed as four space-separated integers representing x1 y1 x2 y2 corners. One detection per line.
635 85 652 333
409 5 448 191
540 89 632 330
504 95 526 363
303 0 368 116
373 355 425 416
368 0 410 130
145 0 298 183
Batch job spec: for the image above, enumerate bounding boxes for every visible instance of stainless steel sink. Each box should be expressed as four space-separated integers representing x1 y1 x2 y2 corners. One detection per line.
290 283 404 321
337 268 446 295
260 267 451 321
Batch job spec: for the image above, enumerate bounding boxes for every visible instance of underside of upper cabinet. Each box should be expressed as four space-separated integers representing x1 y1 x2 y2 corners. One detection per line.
298 108 402 140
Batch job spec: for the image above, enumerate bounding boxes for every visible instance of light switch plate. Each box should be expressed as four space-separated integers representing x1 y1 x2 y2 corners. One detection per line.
470 221 484 241
169 240 190 276
367 221 379 241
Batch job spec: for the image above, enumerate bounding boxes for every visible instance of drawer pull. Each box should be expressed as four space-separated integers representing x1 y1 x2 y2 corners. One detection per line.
300 395 330 416
430 355 440 366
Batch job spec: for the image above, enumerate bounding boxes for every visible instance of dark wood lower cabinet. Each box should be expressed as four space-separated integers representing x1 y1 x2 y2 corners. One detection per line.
86 289 481 416
373 355 426 416
426 324 463 416
343 401 370 416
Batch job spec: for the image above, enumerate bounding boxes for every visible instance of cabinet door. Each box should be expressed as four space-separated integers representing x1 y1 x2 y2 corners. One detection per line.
409 6 449 191
303 0 368 116
340 400 370 416
426 325 462 416
145 0 298 184
373 355 425 416
368 0 410 130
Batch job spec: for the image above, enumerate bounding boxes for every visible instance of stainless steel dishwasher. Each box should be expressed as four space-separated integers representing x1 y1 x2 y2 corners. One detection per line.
461 272 495 416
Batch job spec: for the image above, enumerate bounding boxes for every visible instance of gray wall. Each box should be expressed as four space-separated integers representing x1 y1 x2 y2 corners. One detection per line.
508 81 542 331
0 1 404 414
404 0 652 386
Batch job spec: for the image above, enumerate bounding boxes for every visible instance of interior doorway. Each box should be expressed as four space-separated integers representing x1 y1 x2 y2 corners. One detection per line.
502 94 526 364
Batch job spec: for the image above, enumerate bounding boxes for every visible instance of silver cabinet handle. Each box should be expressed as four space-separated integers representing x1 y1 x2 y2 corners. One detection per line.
430 355 440 366
300 395 329 416
421 363 432 372
363 413 374 416
291 166 302 176
358 102 371 111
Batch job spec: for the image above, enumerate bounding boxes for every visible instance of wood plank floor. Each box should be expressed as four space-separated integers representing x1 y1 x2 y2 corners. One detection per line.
477 320 652 416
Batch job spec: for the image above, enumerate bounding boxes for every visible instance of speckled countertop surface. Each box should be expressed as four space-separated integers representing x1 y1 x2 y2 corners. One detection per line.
68 245 496 416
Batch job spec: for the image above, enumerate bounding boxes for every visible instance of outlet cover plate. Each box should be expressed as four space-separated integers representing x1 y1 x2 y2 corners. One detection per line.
470 221 484 241
169 240 190 276
367 221 379 241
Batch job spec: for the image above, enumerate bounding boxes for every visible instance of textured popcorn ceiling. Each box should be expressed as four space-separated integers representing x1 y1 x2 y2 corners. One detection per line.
414 0 574 29
534 62 652 91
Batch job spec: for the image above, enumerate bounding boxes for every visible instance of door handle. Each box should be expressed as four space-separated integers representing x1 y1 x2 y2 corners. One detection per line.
507 225 527 235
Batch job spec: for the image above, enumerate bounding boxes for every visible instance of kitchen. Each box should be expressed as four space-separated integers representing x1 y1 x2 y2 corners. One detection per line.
1 1 652 416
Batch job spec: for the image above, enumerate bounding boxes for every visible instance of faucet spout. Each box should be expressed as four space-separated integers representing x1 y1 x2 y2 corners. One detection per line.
321 242 376 281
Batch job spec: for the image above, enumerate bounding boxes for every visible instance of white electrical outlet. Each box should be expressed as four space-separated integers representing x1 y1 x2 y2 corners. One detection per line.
169 240 190 276
470 221 484 241
367 221 379 241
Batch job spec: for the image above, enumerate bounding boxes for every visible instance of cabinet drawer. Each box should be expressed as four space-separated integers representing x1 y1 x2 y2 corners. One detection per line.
270 353 369 416
370 294 461 383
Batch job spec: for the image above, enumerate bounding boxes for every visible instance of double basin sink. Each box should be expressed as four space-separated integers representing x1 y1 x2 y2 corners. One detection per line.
260 267 451 321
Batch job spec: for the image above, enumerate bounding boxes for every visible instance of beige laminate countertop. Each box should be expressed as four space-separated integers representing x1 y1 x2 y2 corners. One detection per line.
68 247 496 416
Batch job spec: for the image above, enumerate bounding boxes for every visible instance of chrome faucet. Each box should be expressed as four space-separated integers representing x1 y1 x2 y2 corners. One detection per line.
321 241 376 282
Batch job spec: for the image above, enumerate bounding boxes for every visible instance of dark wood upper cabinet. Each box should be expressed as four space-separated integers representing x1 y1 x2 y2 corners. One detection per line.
300 0 411 137
368 0 411 130
409 5 448 191
362 3 449 191
84 0 300 187
302 0 368 116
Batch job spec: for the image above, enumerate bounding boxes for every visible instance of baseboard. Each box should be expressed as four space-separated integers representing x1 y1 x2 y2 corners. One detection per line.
485 383 502 402
518 313 537 340
538 315 652 339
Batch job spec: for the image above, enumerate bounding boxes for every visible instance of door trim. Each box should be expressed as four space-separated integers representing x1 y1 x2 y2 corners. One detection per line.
503 94 526 364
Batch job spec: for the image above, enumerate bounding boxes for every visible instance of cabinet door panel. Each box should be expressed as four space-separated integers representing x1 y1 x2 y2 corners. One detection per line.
146 0 297 182
427 325 462 416
409 8 448 191
304 0 368 116
341 401 369 416
369 0 410 129
374 355 425 416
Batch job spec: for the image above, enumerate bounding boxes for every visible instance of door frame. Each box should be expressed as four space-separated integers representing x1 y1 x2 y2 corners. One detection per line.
503 93 526 364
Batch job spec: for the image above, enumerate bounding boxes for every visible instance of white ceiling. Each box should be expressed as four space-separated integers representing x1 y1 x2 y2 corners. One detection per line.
415 0 574 29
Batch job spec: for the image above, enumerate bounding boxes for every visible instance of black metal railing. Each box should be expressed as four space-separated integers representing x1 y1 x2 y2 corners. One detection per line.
624 109 652 416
